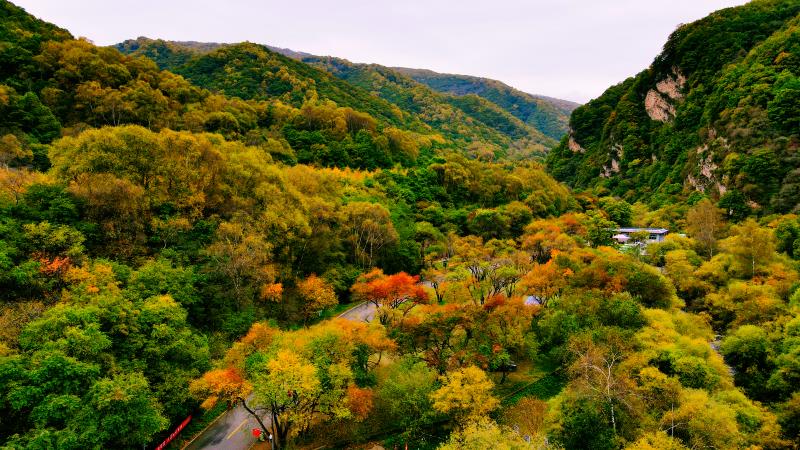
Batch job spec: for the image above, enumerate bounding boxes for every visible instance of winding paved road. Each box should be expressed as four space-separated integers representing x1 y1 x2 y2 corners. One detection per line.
183 401 267 450
180 302 376 450
338 301 378 322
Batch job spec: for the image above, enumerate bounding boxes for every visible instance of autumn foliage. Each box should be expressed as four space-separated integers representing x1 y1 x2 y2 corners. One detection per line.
190 368 252 410
2 2 800 449
345 386 374 421
351 269 429 323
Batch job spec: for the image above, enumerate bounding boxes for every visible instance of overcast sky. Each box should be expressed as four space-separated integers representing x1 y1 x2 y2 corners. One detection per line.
15 0 749 103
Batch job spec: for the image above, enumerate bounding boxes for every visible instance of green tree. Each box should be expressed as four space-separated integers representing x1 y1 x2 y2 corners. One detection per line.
586 211 616 248
720 325 772 400
600 197 633 227
377 357 440 438
721 219 775 278
718 190 751 221
73 372 169 449
775 217 800 259
686 198 724 258
555 397 616 450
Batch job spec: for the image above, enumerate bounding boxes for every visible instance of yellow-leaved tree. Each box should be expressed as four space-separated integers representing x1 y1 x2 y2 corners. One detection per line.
296 274 337 325
437 418 533 450
430 365 499 424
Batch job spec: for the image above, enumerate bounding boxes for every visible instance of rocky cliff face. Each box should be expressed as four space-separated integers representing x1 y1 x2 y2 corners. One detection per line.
567 133 585 153
644 71 685 122
546 0 800 214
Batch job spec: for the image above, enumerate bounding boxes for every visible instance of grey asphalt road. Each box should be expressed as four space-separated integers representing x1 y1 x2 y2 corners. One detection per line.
183 402 269 450
337 301 377 322
180 302 375 450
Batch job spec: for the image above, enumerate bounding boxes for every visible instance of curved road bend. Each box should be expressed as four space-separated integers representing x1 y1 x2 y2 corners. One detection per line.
337 301 378 322
182 302 377 450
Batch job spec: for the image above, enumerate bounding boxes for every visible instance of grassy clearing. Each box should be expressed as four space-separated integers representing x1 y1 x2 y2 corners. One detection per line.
495 355 565 405
504 371 567 405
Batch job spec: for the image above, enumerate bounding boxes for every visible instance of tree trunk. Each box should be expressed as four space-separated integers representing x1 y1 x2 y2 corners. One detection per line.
270 407 291 450
239 397 270 436
610 401 616 434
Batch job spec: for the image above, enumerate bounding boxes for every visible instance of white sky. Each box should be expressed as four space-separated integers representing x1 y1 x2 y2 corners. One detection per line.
14 0 749 103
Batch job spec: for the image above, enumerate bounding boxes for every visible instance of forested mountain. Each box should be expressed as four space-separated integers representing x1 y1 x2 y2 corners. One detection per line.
3 1 800 449
116 37 314 68
117 37 570 157
116 39 429 132
298 56 556 153
395 67 578 140
547 0 800 216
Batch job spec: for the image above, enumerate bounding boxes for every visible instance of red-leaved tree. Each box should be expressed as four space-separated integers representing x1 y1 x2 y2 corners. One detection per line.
351 268 429 324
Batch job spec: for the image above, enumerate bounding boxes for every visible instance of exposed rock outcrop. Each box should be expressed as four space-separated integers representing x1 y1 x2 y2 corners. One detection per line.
686 136 728 195
655 71 686 100
600 143 623 177
568 136 585 153
645 70 686 122
645 90 676 122
567 130 586 153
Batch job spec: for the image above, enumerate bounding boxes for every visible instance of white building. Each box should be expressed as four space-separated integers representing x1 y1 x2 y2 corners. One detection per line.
612 227 669 244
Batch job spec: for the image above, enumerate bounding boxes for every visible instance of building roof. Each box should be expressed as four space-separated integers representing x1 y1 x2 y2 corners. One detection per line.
615 227 669 234
524 296 541 306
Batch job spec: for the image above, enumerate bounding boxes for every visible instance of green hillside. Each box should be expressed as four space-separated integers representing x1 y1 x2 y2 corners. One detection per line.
116 38 558 157
546 0 800 216
395 67 578 140
3 27 453 170
114 37 222 69
0 0 70 87
4 1 800 449
125 40 420 129
299 55 556 153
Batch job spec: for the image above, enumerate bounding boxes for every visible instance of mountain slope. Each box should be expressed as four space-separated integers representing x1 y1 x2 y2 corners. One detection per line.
115 37 314 68
126 41 421 130
116 38 567 156
546 0 800 215
394 67 577 140
1 16 439 170
298 55 555 153
0 0 71 86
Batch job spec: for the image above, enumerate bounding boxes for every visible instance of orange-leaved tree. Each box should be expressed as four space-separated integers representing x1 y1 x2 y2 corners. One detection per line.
518 256 573 308
296 274 338 325
350 268 429 324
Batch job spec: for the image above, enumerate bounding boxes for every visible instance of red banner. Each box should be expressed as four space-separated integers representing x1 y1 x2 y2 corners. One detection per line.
154 415 192 450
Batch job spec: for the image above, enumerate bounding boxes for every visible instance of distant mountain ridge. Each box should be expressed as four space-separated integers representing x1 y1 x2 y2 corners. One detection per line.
115 37 575 144
115 37 314 63
394 67 578 139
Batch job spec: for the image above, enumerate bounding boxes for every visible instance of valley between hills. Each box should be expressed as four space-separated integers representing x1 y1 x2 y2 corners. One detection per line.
1 1 800 449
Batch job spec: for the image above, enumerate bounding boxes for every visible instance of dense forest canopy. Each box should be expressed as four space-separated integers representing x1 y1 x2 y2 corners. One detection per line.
393 67 578 141
115 37 564 160
1 1 799 449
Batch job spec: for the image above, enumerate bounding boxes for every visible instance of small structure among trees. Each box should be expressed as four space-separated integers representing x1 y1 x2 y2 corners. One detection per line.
612 227 669 245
